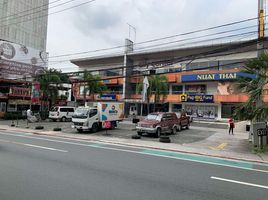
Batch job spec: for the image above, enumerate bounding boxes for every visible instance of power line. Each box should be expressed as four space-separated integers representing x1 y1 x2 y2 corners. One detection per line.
0 0 80 24
15 26 260 65
52 38 260 79
47 17 261 60
42 30 259 66
0 0 63 21
0 0 97 28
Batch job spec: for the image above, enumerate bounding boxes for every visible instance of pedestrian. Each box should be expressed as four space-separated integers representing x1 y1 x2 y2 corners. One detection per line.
228 117 235 135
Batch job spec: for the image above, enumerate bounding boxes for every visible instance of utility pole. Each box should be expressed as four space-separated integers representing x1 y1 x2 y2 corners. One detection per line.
256 0 265 118
258 0 265 57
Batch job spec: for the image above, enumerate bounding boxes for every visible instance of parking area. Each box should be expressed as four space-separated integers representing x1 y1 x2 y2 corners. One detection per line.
0 120 216 144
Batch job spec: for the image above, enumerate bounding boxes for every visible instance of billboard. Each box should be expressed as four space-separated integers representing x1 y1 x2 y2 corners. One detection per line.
0 40 48 79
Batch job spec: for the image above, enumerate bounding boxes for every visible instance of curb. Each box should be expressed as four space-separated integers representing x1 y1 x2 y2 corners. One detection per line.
31 131 268 165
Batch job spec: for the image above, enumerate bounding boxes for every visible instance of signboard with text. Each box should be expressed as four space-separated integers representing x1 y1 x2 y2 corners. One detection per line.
181 94 214 103
181 72 256 82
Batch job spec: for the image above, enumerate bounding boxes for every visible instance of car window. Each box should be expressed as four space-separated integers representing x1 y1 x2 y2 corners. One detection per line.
146 114 161 121
68 108 74 112
50 107 58 112
89 109 98 117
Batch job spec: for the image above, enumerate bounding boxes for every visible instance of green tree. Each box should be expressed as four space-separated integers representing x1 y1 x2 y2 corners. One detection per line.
234 53 268 121
83 71 108 103
137 75 169 113
35 68 69 111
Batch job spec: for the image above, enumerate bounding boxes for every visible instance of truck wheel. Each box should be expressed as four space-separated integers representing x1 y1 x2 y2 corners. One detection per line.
91 123 98 133
155 128 161 138
61 117 67 122
77 129 83 133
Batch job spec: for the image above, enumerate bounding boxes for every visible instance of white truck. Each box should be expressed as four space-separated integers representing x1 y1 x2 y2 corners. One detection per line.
72 102 124 133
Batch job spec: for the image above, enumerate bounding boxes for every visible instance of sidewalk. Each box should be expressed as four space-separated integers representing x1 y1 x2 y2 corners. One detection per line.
0 123 267 164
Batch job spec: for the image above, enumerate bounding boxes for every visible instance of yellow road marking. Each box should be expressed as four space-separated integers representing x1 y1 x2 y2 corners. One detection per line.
209 143 228 150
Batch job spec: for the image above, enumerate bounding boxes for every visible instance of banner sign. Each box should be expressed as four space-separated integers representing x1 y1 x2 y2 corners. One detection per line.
181 72 256 82
181 94 214 103
0 40 47 79
97 94 116 100
31 82 40 104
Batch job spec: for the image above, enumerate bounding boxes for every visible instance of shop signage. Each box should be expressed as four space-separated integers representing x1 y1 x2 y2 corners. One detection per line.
181 94 214 103
31 82 40 104
181 72 256 82
97 94 116 100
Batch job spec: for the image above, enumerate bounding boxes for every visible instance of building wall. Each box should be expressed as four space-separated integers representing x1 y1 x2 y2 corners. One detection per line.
0 0 49 51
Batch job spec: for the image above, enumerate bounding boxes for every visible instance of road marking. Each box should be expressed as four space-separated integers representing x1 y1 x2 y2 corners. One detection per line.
209 142 228 150
0 139 68 153
1 131 268 173
211 176 268 189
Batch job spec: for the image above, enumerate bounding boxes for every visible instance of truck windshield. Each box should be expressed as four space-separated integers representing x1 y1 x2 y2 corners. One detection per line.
146 114 161 121
73 108 89 118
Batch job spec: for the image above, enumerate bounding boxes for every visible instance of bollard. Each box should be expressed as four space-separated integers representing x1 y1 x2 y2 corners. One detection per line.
26 119 29 128
11 115 15 127
16 115 19 127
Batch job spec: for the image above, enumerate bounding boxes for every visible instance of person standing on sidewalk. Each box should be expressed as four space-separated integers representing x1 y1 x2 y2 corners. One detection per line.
228 117 235 135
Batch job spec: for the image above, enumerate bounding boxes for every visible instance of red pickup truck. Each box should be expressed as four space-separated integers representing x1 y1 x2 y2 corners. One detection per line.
136 112 190 138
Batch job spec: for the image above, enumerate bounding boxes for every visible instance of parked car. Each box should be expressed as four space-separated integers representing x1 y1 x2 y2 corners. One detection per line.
49 106 76 122
175 112 191 130
136 112 190 138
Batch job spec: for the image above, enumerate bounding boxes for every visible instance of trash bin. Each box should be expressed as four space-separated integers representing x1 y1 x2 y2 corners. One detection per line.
246 125 250 132
132 118 139 124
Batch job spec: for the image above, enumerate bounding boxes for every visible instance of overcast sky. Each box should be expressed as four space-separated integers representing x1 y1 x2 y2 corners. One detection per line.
46 0 259 71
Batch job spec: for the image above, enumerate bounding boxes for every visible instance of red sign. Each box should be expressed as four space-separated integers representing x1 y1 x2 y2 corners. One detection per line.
103 121 111 129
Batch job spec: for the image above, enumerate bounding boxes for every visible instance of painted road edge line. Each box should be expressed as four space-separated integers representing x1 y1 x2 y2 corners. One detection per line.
211 176 268 189
0 139 68 153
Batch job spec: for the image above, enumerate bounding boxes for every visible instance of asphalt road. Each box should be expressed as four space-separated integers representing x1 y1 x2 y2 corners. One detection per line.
0 130 267 200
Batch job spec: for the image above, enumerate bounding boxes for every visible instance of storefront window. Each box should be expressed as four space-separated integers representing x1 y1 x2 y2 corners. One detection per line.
171 85 183 94
0 102 6 112
221 103 237 118
172 104 182 112
185 85 206 94
185 105 218 120
7 104 16 112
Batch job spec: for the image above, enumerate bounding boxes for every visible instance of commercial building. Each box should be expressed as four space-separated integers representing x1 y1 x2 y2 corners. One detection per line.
0 1 49 117
0 0 49 51
71 38 268 121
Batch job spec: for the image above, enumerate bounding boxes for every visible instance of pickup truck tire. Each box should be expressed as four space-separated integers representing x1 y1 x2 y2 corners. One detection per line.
177 124 182 132
77 129 83 133
186 122 190 129
91 123 98 133
172 126 177 134
155 128 161 138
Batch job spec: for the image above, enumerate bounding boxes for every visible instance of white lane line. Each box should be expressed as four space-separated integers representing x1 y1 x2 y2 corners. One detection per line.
211 176 268 189
0 139 68 153
1 131 268 173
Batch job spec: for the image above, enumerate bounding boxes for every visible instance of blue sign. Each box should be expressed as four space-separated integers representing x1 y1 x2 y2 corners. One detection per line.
99 94 116 100
182 95 214 103
181 72 256 82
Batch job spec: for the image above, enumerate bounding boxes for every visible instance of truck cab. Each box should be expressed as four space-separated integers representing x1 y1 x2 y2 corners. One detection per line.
72 107 100 133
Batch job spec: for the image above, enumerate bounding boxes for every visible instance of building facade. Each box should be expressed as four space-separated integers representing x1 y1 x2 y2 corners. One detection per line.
0 0 49 51
71 39 268 121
